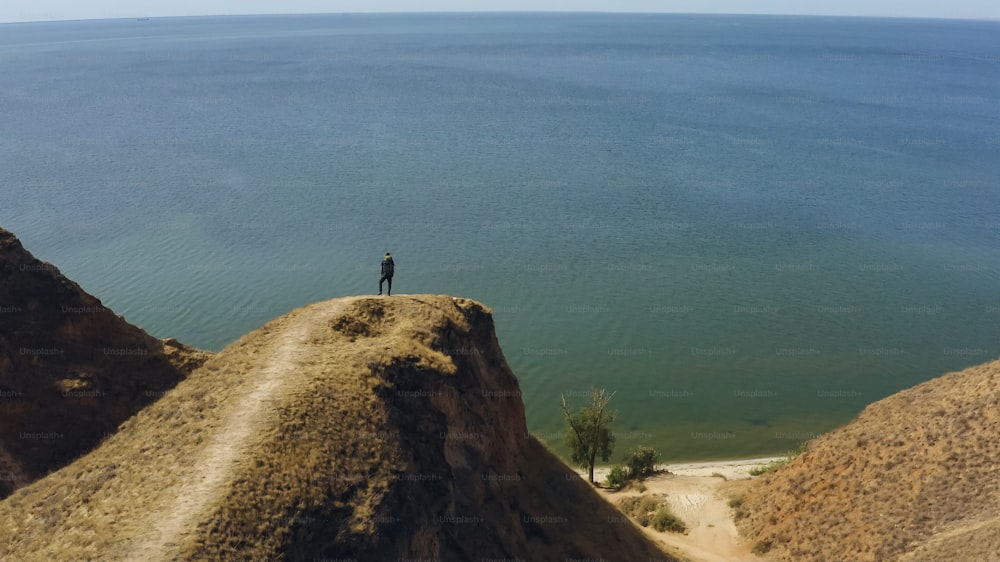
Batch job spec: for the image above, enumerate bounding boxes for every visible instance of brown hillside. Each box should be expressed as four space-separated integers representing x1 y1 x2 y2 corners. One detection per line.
739 357 1000 562
0 295 676 562
0 227 209 498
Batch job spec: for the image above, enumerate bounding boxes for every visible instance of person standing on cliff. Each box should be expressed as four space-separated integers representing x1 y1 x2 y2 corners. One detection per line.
379 252 394 296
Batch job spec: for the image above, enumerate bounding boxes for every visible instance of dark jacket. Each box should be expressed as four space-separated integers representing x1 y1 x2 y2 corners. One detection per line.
381 257 395 276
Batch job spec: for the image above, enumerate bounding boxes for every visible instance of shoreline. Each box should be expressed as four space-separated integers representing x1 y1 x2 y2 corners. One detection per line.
577 455 785 482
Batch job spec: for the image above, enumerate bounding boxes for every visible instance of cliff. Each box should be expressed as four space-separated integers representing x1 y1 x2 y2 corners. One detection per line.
739 357 1000 562
0 295 675 561
0 227 209 498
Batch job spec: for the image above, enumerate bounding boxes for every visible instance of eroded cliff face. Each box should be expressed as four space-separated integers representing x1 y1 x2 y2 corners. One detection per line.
0 227 209 498
347 297 538 560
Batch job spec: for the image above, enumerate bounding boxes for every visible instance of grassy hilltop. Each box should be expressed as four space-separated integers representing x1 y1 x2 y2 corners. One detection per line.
0 293 675 561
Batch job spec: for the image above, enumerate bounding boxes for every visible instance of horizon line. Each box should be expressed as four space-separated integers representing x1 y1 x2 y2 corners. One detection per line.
4 10 1000 25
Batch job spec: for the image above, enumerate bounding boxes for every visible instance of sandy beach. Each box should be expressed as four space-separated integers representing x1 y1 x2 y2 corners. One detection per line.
578 457 785 562
579 456 783 483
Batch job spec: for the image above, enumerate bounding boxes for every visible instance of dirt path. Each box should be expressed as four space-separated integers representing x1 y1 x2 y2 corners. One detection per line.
652 475 754 562
586 458 780 562
123 299 350 561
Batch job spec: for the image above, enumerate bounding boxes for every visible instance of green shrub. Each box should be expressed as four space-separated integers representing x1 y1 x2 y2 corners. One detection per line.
605 446 663 490
605 464 630 490
618 495 685 532
625 446 661 480
617 495 664 527
651 506 687 533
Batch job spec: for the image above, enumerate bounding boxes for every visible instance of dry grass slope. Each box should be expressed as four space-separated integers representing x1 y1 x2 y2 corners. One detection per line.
0 295 675 562
739 357 1000 562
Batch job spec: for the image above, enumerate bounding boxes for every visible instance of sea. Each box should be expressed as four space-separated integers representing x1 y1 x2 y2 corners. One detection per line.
2 13 999 462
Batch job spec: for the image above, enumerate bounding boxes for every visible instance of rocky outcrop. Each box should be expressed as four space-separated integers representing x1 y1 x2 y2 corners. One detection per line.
0 227 209 498
739 357 1000 562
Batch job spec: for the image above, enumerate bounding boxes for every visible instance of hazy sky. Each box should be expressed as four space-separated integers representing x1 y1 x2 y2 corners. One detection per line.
4 0 999 23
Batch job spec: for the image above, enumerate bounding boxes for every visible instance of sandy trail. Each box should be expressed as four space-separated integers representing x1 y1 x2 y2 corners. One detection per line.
123 300 349 561
583 457 781 562
652 474 754 562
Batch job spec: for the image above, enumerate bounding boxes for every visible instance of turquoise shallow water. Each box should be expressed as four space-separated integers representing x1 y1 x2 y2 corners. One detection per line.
2 13 999 461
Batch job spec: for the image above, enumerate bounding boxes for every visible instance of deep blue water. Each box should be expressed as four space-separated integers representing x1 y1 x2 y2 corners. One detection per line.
2 13 999 461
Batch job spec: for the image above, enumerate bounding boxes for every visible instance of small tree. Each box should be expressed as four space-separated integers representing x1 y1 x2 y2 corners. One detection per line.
562 387 616 484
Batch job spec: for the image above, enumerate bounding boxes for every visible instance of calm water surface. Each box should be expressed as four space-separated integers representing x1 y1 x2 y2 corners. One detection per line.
2 13 999 460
